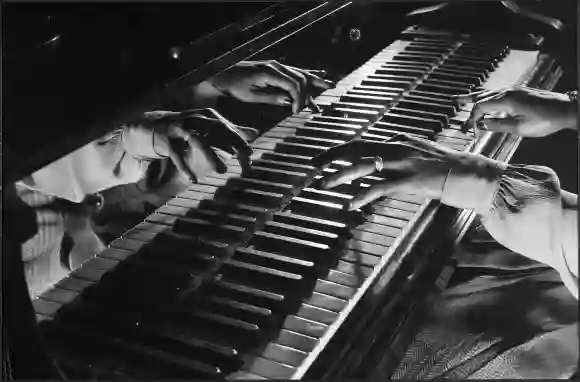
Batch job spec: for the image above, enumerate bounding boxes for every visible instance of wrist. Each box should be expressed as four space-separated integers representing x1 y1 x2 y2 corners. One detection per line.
441 153 507 214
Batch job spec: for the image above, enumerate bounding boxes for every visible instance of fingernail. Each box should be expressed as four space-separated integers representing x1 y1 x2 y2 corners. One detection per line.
477 121 488 130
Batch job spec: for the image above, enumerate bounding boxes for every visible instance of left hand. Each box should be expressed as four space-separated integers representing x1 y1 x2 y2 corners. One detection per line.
202 60 334 113
312 135 465 210
132 109 256 183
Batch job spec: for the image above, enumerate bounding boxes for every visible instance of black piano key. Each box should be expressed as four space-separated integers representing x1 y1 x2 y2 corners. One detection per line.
374 67 426 77
408 90 458 105
213 187 287 210
251 231 330 260
445 57 495 71
314 279 357 300
241 356 296 379
219 259 307 292
415 82 471 96
311 115 369 126
436 66 487 82
260 152 315 166
422 78 475 91
295 303 338 326
380 62 432 71
347 236 391 257
327 106 381 121
396 99 456 118
209 280 289 313
54 307 227 378
390 107 449 127
340 93 395 105
430 70 483 86
263 220 340 248
273 211 347 235
274 141 328 157
152 232 233 258
380 113 444 133
173 216 248 242
392 53 441 63
256 342 308 368
351 229 396 248
138 243 219 271
274 329 318 353
328 101 386 112
360 77 413 90
282 315 327 338
284 135 347 148
233 247 320 279
193 295 276 329
42 321 154 378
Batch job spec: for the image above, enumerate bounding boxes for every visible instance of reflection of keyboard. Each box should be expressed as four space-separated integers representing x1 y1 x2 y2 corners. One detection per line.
32 28 558 379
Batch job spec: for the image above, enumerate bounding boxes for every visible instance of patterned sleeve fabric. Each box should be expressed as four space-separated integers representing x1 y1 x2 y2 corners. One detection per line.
442 157 578 299
18 127 158 203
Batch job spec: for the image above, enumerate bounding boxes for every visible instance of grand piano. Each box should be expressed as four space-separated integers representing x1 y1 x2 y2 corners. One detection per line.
2 1 573 379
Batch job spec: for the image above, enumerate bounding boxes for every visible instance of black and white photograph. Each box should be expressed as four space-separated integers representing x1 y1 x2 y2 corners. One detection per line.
2 0 578 379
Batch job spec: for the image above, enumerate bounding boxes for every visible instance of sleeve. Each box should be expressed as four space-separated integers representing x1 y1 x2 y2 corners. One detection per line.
18 126 165 203
441 154 578 299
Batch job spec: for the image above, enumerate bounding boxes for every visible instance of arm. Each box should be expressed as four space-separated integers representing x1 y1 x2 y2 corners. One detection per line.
442 155 578 297
19 126 165 203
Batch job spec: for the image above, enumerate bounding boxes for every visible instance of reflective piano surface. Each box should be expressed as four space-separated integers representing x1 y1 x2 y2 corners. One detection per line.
7 2 566 380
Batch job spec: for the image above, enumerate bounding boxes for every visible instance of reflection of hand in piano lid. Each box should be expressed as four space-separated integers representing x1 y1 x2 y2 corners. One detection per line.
202 60 334 114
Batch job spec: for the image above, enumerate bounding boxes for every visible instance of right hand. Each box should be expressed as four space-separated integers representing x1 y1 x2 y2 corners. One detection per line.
458 86 577 137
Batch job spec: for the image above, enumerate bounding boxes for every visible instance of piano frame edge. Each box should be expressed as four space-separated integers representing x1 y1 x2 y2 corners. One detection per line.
302 52 563 380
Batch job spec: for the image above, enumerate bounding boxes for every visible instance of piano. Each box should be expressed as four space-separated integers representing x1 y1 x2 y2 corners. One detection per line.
4 1 568 379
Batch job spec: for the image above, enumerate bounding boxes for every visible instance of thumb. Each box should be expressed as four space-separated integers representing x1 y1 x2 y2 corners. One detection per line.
478 117 521 134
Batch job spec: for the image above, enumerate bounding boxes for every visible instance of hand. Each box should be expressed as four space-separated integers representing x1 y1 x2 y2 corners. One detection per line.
312 135 464 210
133 109 255 183
458 86 577 137
202 60 333 113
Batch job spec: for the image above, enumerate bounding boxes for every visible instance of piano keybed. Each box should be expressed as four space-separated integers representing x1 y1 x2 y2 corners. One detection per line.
32 31 543 379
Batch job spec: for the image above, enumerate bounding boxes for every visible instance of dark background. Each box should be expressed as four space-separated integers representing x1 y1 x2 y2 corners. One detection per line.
2 1 577 192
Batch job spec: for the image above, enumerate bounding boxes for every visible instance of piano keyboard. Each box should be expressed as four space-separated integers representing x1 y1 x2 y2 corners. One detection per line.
32 30 544 379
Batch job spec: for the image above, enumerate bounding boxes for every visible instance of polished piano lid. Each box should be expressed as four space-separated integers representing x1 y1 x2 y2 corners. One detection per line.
3 2 353 185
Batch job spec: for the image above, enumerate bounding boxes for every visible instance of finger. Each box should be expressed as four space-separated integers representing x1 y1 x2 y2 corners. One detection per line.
349 179 416 210
302 70 333 89
188 134 228 174
167 143 198 184
311 143 354 167
286 66 334 89
462 95 514 133
321 157 383 189
454 89 501 106
477 117 521 134
236 126 260 142
307 96 322 113
244 89 292 107
260 68 302 113
270 62 309 113
194 109 254 157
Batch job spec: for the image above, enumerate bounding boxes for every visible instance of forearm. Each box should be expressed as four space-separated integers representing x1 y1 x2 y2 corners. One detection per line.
562 95 578 131
442 157 577 295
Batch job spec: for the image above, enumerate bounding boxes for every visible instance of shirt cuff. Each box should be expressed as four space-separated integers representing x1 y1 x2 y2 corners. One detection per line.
441 154 507 214
121 127 165 160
